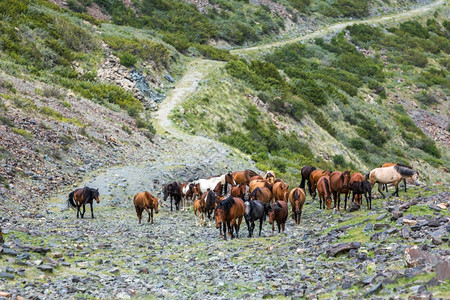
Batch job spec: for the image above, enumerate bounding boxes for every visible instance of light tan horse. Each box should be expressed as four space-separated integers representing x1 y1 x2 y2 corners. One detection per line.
368 165 419 198
133 191 159 224
249 179 273 193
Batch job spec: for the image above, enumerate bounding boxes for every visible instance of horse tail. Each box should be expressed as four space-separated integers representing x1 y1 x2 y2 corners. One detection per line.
68 191 76 209
323 178 331 199
299 177 305 189
249 187 259 200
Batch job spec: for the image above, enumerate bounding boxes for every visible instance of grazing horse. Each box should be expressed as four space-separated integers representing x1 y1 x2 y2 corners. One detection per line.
263 171 276 184
350 180 372 209
368 165 419 198
133 191 159 224
266 201 288 235
249 187 273 204
317 176 332 209
163 182 182 211
289 188 306 225
299 166 317 197
381 163 413 193
309 170 331 199
214 197 245 240
68 187 100 219
193 194 207 226
244 200 266 237
249 179 273 193
272 181 289 202
232 169 259 185
330 171 351 211
349 172 365 204
231 183 247 199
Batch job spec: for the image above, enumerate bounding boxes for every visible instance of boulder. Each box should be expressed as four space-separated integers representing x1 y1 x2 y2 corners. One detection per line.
326 242 361 258
436 260 450 281
404 245 439 267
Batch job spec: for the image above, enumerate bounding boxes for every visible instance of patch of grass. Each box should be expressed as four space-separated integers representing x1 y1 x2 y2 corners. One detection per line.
12 127 33 139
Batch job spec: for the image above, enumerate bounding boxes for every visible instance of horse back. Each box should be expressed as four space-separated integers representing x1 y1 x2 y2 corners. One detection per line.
231 197 245 218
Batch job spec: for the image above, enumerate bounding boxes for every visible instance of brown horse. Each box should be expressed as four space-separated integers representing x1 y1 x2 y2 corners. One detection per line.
215 197 245 240
349 172 365 204
249 179 273 193
317 176 332 209
266 201 288 235
272 181 289 202
231 183 247 199
205 189 220 222
193 194 207 226
299 166 316 197
309 170 331 199
249 175 264 182
330 171 351 211
133 191 159 224
232 169 259 185
249 187 273 204
68 186 100 219
289 188 306 225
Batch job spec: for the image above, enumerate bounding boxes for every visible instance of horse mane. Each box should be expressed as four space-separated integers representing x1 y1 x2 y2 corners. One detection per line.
323 178 331 199
217 196 235 214
83 187 92 204
206 189 217 206
246 169 259 178
394 165 416 176
293 188 300 201
271 201 283 213
396 163 412 169
273 178 282 183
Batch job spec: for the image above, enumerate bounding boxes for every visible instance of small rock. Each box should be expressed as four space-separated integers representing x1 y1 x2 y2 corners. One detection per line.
376 214 387 221
403 219 417 226
436 260 450 281
385 227 398 235
52 252 63 259
405 245 439 267
363 223 373 232
110 268 120 274
373 223 390 230
326 242 361 258
0 291 11 298
366 282 382 296
2 248 18 256
0 272 15 279
37 264 53 273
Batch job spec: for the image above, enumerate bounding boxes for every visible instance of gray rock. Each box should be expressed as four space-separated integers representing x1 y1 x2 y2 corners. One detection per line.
376 214 387 221
365 283 382 296
37 264 53 272
363 223 373 232
436 260 450 281
373 223 390 230
0 271 15 279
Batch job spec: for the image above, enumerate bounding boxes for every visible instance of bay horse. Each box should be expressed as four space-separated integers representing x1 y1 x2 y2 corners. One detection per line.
249 179 273 193
317 176 332 209
231 183 247 199
205 189 220 223
263 171 276 184
309 170 331 199
214 197 245 240
232 169 259 185
381 163 413 193
68 186 100 219
163 181 182 211
350 180 372 209
244 200 266 237
193 194 207 226
330 171 351 211
289 187 306 225
133 191 159 224
249 187 273 204
349 172 365 204
272 181 289 202
299 166 316 197
368 165 419 198
266 201 288 235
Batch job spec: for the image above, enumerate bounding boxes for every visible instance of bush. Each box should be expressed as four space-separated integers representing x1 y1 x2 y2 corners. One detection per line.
119 53 137 67
419 138 441 158
349 138 365 150
333 154 347 168
414 91 439 106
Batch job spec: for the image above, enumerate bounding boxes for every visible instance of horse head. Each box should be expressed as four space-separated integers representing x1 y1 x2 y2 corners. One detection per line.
266 205 275 225
227 172 236 186
244 201 251 217
215 205 224 229
342 171 351 188
93 188 100 203
153 196 159 214
325 196 332 209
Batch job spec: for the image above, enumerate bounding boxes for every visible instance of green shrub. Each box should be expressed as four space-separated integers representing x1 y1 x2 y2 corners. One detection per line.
349 138 365 150
13 127 33 139
333 154 347 168
119 53 137 67
122 124 132 134
414 91 439 106
419 138 441 158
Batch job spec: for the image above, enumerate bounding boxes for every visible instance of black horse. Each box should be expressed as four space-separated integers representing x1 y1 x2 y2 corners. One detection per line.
68 186 100 218
299 166 316 198
205 189 219 221
350 180 372 209
244 200 266 237
163 182 182 211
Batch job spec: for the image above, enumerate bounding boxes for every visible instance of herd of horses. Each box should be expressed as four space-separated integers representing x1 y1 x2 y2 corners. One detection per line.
67 163 420 240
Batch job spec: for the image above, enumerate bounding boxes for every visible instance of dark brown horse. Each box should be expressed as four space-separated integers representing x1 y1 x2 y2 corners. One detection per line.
205 189 220 222
317 176 332 209
349 172 365 204
272 181 289 202
68 186 100 218
232 169 259 185
309 170 331 199
163 181 182 211
299 166 316 197
231 183 247 199
215 197 245 240
133 191 159 224
330 171 351 211
350 180 372 210
289 187 306 225
266 201 288 235
249 187 273 204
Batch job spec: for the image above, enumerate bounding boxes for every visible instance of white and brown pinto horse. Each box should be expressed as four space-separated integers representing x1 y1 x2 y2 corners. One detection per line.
368 165 419 198
192 172 236 195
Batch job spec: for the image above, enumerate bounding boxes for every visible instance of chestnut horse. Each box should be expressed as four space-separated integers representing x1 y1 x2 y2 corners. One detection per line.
330 171 351 211
349 172 365 204
232 169 259 185
266 201 288 235
193 194 207 226
299 166 316 197
317 176 332 209
249 187 273 204
309 170 331 199
368 165 419 198
272 181 289 202
231 183 247 199
133 191 159 224
249 175 264 182
249 179 273 193
289 187 306 225
68 186 100 219
215 197 245 240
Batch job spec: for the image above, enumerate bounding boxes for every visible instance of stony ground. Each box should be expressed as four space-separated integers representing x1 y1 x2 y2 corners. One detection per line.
0 184 449 299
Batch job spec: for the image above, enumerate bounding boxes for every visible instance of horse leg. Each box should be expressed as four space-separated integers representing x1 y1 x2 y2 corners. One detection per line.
282 221 285 233
392 182 399 197
246 219 251 237
90 202 94 219
228 220 234 239
377 183 385 199
258 218 263 236
271 222 275 235
151 208 154 224
277 221 281 233
77 206 80 218
332 192 337 210
81 204 86 218
236 216 242 238
223 222 227 240
403 178 407 192
170 197 173 212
